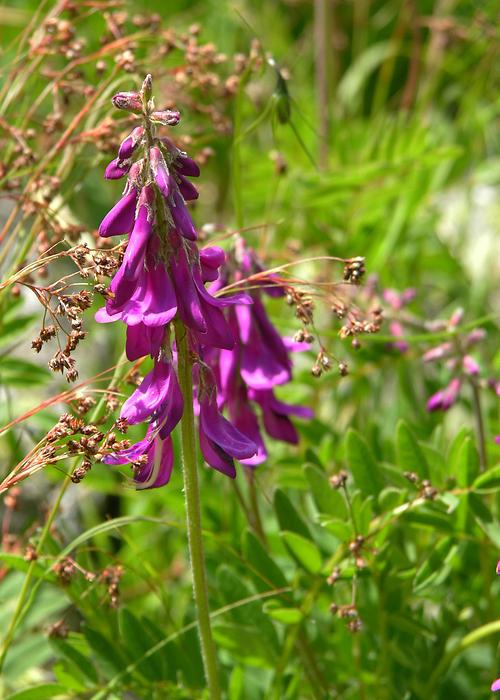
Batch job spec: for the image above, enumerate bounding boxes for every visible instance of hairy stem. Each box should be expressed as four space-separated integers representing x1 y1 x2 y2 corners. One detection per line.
175 322 221 700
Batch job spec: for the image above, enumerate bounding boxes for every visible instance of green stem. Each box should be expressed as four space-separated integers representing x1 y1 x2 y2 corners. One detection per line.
0 352 128 672
175 322 221 700
469 377 488 471
425 619 500 697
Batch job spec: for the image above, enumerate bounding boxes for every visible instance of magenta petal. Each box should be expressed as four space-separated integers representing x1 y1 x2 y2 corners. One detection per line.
99 189 138 238
118 126 144 160
177 174 199 201
135 436 174 489
200 392 257 460
121 187 154 280
170 190 197 240
196 296 234 350
150 146 170 198
199 428 237 477
491 680 500 692
170 247 206 333
426 390 444 412
105 157 130 179
103 435 151 465
126 323 164 361
200 246 225 282
121 359 174 425
142 264 178 327
175 155 200 177
153 367 183 438
228 390 267 466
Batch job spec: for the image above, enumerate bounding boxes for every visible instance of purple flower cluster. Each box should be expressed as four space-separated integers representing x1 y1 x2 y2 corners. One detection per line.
423 311 487 413
96 81 310 488
204 237 313 471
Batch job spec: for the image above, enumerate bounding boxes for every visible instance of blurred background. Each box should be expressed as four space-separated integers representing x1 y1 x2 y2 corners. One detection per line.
0 1 498 698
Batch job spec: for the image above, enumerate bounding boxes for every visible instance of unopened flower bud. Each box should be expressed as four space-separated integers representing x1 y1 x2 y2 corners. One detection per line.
151 110 181 126
111 91 142 113
141 74 153 101
338 362 348 376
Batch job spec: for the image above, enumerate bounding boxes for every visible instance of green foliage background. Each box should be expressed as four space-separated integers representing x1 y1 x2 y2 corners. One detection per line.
0 0 499 698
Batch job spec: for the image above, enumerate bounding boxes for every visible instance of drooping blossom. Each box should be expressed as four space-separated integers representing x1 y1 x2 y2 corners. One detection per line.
202 236 313 466
426 378 461 412
95 77 310 488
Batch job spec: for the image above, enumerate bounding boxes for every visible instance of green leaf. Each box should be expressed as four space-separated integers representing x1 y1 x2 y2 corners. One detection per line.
50 636 98 684
281 531 322 574
396 421 429 478
472 463 500 493
413 537 456 591
273 489 311 538
216 565 279 654
455 437 480 487
0 314 37 348
0 553 55 581
83 626 127 676
0 358 51 386
242 530 288 591
345 429 384 498
119 609 163 681
5 684 69 700
263 602 303 625
213 624 274 667
304 464 347 516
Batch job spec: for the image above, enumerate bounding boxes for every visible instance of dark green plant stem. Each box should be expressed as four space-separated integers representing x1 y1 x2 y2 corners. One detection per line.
0 352 128 672
175 321 221 700
314 0 331 169
469 377 488 471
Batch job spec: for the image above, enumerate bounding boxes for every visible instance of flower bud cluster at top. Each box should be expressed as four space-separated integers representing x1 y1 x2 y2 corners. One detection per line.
97 75 311 489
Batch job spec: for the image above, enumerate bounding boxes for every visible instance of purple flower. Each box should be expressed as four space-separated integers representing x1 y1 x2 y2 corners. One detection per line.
121 185 155 280
104 158 130 180
388 321 408 353
235 297 292 388
423 343 453 363
198 382 257 477
112 91 142 112
104 427 174 489
426 378 461 412
118 126 144 161
96 259 177 332
492 680 500 692
98 85 311 490
125 323 164 362
250 388 313 445
99 188 138 238
200 246 226 282
177 173 199 201
462 354 480 376
169 190 197 241
121 358 183 437
150 146 170 198
383 287 416 311
169 242 251 349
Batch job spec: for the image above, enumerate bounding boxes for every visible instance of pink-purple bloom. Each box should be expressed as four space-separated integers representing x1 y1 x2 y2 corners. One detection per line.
97 86 311 488
426 378 461 412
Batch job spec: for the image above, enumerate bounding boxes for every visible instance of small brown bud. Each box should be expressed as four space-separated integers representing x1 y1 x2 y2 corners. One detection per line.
330 471 348 489
338 362 348 376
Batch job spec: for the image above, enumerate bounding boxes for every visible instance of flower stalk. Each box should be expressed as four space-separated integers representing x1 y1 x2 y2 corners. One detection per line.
175 321 221 700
